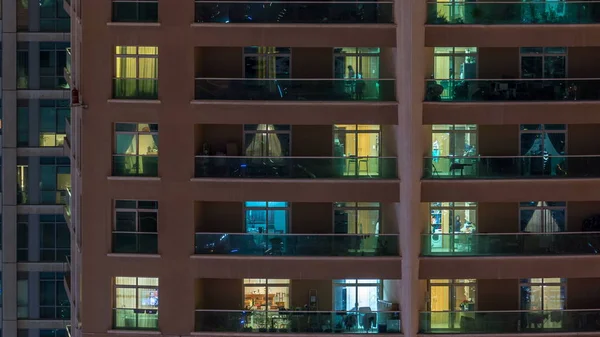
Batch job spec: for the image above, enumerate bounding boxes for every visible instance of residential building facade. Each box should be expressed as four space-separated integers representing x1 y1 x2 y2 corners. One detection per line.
66 1 600 337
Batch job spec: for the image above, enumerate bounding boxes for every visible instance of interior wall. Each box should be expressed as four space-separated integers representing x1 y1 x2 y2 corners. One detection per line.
477 203 518 233
200 124 243 155
198 202 244 232
379 47 396 78
291 202 332 234
478 125 519 156
199 279 244 309
198 47 243 77
381 125 397 157
291 48 333 78
478 48 519 78
381 202 399 234
477 279 519 310
567 201 600 231
291 125 333 156
291 280 333 311
567 47 600 78
567 278 600 309
567 125 600 155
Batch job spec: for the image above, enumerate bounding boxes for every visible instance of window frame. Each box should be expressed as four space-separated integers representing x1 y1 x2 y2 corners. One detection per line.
519 47 568 79
39 99 70 147
518 201 567 233
333 202 381 234
243 46 292 79
243 124 291 157
39 214 70 262
114 46 159 80
244 201 290 233
39 272 70 319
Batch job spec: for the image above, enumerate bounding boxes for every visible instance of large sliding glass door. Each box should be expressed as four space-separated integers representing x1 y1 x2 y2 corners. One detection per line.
428 279 477 330
429 202 477 254
520 278 566 329
244 201 289 255
244 279 290 330
432 47 477 100
333 279 381 332
333 125 381 176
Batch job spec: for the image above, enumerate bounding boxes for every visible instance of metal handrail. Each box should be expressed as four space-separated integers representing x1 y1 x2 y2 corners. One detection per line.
422 231 600 236
195 309 400 313
196 77 396 81
196 155 396 159
425 155 600 159
196 232 397 236
196 1 394 3
428 78 600 81
428 1 600 4
113 231 158 234
422 308 600 313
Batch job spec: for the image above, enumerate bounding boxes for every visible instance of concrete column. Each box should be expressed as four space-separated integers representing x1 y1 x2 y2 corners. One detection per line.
2 1 19 336
28 272 40 319
395 0 426 336
28 99 40 147
28 157 40 205
28 0 41 32
28 214 40 262
28 42 41 90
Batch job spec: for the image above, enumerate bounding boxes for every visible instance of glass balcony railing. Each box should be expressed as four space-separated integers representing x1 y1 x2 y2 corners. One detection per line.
423 156 600 179
195 78 396 101
425 78 600 102
195 233 399 256
421 232 600 256
195 1 394 24
420 310 600 333
195 309 401 333
65 48 72 77
113 0 159 22
113 78 158 100
427 1 600 25
113 308 159 330
64 187 72 222
194 156 398 179
112 232 158 254
112 155 158 177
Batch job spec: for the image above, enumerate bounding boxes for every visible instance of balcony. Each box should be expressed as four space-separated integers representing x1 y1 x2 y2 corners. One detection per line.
427 1 600 25
64 48 72 86
194 309 401 333
112 232 158 254
112 0 159 23
419 310 600 334
63 187 72 224
195 78 396 101
112 155 158 177
195 1 394 24
194 156 397 179
112 78 158 100
421 232 600 256
423 156 600 179
195 233 399 256
425 78 600 102
113 308 158 330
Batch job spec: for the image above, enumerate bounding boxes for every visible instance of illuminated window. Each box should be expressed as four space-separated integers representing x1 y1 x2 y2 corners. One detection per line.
431 125 477 176
39 100 70 147
334 202 380 234
333 279 381 312
114 46 159 99
114 277 159 330
243 124 290 157
427 279 477 330
243 279 290 330
520 278 565 329
333 125 381 176
113 123 159 177
428 202 477 254
519 201 565 233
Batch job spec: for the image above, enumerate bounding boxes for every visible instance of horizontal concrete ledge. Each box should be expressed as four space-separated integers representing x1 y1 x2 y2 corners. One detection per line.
107 330 162 335
17 319 68 329
107 22 161 27
16 32 70 42
420 255 600 279
426 24 600 47
419 332 600 337
17 262 67 272
17 90 69 99
190 178 400 184
422 178 600 202
107 99 162 104
17 147 65 157
107 253 161 259
190 255 402 261
107 176 161 182
190 23 397 29
423 101 600 125
190 100 399 125
193 333 402 337
17 204 63 214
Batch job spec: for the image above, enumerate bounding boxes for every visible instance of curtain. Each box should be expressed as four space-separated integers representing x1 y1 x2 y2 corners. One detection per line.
245 125 283 157
138 57 158 98
115 134 137 174
115 55 138 97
